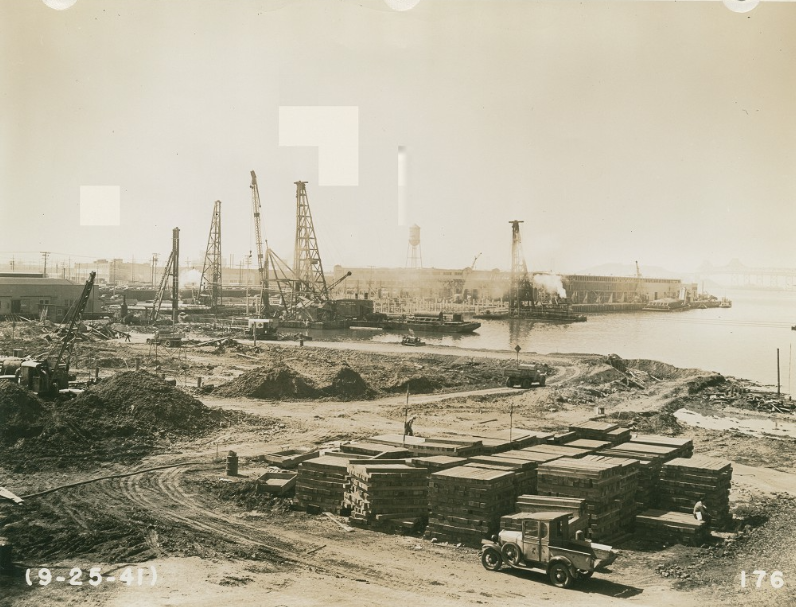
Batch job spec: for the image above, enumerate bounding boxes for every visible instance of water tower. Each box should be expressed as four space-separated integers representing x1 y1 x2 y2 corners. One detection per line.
406 224 423 268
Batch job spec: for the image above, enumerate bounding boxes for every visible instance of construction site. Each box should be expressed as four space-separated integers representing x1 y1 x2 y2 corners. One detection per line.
0 173 793 607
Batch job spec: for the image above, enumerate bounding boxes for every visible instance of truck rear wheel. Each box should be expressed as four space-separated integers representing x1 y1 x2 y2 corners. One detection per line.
522 380 531 389
539 377 546 386
548 562 574 589
506 378 514 388
480 546 502 571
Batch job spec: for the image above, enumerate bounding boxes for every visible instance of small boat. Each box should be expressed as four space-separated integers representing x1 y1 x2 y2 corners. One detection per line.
719 297 732 309
401 335 426 347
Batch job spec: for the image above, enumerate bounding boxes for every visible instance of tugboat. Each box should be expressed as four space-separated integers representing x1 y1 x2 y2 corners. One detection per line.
401 331 426 346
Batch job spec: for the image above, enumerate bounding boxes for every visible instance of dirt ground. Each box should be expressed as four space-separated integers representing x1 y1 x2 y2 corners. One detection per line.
1 325 794 607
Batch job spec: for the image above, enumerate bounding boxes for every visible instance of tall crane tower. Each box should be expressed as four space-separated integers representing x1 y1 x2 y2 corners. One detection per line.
199 200 222 309
509 220 534 315
150 228 180 324
292 181 328 303
250 171 270 316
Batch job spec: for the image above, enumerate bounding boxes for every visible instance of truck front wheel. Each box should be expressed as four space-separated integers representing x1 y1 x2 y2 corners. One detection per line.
506 378 514 388
480 546 502 571
549 562 574 588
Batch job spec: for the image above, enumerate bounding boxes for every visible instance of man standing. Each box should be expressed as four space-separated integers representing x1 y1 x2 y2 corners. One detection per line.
693 497 711 525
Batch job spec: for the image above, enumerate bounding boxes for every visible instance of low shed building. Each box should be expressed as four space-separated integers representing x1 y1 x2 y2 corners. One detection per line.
0 273 98 321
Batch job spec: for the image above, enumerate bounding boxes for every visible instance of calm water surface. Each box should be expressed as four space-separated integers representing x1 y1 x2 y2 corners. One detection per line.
316 289 796 388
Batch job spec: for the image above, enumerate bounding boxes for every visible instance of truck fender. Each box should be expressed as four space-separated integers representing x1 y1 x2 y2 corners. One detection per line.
548 556 578 578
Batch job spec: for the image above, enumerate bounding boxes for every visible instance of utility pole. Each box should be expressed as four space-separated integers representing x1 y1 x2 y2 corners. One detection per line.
41 251 50 277
172 228 180 325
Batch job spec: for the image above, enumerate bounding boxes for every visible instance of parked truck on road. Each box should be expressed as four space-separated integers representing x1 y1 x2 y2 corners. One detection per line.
479 511 617 588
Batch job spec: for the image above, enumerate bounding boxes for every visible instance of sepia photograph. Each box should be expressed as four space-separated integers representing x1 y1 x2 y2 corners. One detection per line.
0 0 794 605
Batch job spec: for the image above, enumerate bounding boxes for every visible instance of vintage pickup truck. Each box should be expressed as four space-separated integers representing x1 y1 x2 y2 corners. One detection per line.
479 511 617 588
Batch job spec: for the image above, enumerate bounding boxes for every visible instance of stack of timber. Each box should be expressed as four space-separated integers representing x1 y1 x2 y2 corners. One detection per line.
470 429 553 454
345 460 429 531
598 441 684 511
369 434 482 457
523 444 591 459
340 442 411 458
548 431 578 444
412 455 467 472
570 421 631 445
466 455 539 498
295 454 361 513
537 456 639 542
425 466 515 547
635 509 709 546
629 434 694 458
563 439 612 452
658 456 732 527
494 449 565 493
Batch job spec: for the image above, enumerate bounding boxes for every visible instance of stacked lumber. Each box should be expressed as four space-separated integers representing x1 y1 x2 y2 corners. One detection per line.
515 494 585 517
295 455 360 513
466 455 538 497
570 421 631 444
340 442 411 458
523 444 591 459
548 431 578 444
472 429 553 453
565 439 612 452
606 427 632 445
629 434 694 458
598 442 683 511
425 466 516 547
635 509 709 546
493 450 564 493
412 456 467 472
536 456 639 542
369 434 482 457
658 456 732 526
345 461 429 530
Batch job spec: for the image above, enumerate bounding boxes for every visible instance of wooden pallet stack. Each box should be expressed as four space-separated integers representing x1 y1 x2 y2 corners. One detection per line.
345 460 429 531
295 454 360 513
569 421 631 445
658 456 733 527
536 456 639 542
598 442 684 512
581 455 639 528
471 429 554 454
629 435 694 458
425 466 516 547
634 509 709 546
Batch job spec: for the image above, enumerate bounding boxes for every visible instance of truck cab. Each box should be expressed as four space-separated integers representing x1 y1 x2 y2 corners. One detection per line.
17 359 70 396
247 318 278 341
480 511 617 588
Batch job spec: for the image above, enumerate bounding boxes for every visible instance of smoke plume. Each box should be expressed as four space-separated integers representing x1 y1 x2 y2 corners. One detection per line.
533 274 567 298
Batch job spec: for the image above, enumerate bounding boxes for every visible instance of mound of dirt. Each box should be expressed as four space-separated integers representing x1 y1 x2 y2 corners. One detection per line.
387 375 443 394
78 371 216 433
0 371 259 470
0 382 45 443
322 365 373 400
215 364 320 399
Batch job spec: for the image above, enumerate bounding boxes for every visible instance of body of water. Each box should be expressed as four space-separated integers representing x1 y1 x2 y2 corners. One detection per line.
316 289 796 388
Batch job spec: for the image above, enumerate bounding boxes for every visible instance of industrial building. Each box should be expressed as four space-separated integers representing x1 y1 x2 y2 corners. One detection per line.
0 273 98 321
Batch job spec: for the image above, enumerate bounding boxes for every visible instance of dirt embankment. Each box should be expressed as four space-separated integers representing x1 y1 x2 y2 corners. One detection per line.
212 346 525 400
0 371 278 471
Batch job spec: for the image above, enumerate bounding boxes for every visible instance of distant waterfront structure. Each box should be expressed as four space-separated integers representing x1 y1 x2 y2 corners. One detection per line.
405 224 423 269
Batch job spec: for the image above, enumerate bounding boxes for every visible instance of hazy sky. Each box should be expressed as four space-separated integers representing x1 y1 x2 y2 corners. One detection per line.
1 0 794 276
